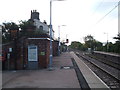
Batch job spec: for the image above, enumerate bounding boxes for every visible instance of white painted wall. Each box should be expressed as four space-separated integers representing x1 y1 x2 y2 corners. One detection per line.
34 19 49 33
34 19 54 38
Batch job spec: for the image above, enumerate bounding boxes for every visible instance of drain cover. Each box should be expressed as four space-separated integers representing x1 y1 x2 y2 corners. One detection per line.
60 66 75 69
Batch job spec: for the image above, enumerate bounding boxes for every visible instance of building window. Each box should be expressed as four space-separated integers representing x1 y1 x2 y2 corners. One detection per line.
39 26 43 30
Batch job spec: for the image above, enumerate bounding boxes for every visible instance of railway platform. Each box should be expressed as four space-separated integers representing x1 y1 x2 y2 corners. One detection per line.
70 51 110 89
2 52 80 88
2 51 110 89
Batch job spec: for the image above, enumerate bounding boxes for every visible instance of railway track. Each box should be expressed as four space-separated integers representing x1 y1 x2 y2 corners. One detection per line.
74 51 120 89
87 54 120 70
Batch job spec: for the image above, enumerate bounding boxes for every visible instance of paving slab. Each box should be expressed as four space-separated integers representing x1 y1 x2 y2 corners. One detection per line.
2 52 80 88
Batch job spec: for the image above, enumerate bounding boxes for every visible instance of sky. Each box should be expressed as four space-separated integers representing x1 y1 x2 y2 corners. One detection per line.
0 0 119 45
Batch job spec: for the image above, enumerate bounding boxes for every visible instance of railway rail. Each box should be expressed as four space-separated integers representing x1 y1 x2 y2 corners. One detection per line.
87 54 120 70
92 51 120 70
74 51 120 89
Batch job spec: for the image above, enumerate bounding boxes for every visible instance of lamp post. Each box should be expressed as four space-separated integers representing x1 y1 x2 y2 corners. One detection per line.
104 32 109 52
58 25 66 56
49 0 65 70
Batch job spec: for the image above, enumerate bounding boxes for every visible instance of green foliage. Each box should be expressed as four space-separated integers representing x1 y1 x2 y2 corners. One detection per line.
113 33 120 40
69 34 120 54
69 35 105 52
110 41 120 53
83 35 103 51
101 41 120 54
69 41 87 51
3 22 19 30
70 41 80 49
34 29 46 35
19 20 36 37
84 35 94 50
2 22 19 43
2 21 35 43
114 41 120 53
2 20 49 44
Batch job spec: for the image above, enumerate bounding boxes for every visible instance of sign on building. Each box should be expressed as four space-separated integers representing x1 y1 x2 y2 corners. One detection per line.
28 45 38 61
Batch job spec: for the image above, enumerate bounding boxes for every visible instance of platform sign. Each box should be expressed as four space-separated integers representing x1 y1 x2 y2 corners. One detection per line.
28 46 38 61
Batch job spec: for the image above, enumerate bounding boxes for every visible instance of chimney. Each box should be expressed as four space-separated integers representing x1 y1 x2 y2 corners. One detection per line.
30 10 40 20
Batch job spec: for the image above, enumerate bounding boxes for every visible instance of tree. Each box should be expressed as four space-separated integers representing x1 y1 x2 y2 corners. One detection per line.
2 22 19 43
70 41 82 49
113 33 120 40
84 35 95 50
84 35 103 51
69 41 87 51
94 41 103 51
19 20 35 37
113 41 120 53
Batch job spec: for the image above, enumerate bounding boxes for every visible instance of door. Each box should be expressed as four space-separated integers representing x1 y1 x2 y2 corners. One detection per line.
28 45 38 69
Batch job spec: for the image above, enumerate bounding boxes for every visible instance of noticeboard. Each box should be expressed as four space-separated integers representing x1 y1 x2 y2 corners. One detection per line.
28 46 38 61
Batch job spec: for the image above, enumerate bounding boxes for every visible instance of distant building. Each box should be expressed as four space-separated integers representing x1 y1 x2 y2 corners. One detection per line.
29 10 54 38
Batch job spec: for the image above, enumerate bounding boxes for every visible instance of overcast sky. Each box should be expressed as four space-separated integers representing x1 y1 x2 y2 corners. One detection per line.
0 0 119 44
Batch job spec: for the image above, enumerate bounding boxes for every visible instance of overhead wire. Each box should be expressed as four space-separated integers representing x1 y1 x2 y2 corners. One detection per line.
88 1 120 40
91 0 104 16
96 1 120 24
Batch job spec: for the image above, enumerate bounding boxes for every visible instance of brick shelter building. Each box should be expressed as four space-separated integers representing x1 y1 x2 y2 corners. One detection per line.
2 10 59 70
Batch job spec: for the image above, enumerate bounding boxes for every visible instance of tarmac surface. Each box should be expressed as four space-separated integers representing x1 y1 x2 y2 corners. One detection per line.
2 52 80 88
